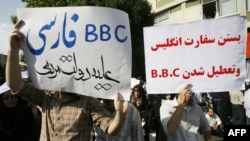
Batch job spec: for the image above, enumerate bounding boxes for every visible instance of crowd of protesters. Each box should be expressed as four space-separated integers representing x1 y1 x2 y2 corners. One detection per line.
0 19 250 141
1 73 250 141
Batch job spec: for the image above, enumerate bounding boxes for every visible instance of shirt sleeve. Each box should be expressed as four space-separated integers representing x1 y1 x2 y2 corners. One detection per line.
88 97 113 133
215 114 222 125
13 81 44 106
160 99 174 135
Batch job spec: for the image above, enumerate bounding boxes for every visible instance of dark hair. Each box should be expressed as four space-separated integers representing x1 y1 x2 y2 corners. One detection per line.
0 94 28 109
133 84 146 93
205 106 214 112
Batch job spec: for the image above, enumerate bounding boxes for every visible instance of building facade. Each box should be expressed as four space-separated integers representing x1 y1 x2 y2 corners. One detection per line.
148 0 248 25
147 0 250 79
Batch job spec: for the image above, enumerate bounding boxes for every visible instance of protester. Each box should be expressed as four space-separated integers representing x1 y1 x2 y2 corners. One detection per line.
205 107 223 137
229 90 246 125
147 94 158 134
94 99 145 141
5 20 129 141
0 89 40 141
154 94 176 141
160 84 211 141
130 84 149 141
210 91 232 125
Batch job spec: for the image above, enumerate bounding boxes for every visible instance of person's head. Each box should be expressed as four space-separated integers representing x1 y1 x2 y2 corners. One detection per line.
165 93 176 100
1 90 18 108
165 94 171 100
207 107 215 117
132 84 145 98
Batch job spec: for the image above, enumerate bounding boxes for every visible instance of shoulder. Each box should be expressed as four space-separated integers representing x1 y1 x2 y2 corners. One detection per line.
128 103 140 114
193 103 204 113
205 113 209 117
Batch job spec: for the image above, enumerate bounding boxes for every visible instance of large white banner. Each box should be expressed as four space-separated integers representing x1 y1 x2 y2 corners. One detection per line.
143 16 247 94
17 6 132 100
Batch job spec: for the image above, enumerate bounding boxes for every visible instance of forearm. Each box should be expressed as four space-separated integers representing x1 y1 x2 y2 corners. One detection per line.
6 49 24 92
107 112 126 135
167 104 185 136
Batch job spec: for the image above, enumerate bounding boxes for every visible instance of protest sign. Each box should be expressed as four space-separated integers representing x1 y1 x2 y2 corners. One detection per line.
143 16 247 94
17 6 132 100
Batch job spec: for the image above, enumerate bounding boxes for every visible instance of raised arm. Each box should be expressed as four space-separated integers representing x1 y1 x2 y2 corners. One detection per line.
167 83 191 136
6 20 25 92
106 92 128 135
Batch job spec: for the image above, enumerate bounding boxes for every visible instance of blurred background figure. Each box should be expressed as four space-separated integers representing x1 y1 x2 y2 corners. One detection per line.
130 84 149 141
229 90 246 125
154 93 176 141
210 91 232 125
0 83 41 141
205 107 223 137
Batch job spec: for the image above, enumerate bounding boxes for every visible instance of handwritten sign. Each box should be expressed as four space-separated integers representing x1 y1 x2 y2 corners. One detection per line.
143 16 247 94
17 6 132 100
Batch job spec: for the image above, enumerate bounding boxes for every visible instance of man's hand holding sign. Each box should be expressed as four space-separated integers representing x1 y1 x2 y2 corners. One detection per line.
16 6 132 100
5 6 130 140
143 16 248 141
143 16 246 94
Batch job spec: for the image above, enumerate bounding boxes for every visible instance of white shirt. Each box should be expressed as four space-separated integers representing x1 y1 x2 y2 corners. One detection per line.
244 89 250 118
205 113 222 126
160 99 211 141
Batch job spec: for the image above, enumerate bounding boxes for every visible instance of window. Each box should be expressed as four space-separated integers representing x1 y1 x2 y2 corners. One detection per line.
154 10 169 25
203 0 216 4
203 1 217 19
247 0 250 11
219 0 238 16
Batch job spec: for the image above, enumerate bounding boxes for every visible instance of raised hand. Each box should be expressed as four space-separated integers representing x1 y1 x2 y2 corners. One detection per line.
10 20 25 50
114 91 128 115
178 83 192 106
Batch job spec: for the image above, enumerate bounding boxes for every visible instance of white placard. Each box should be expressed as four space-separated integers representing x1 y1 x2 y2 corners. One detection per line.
143 16 247 94
17 6 132 100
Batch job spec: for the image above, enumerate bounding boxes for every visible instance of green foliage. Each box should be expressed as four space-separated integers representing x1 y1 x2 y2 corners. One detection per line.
22 0 154 79
20 53 26 63
10 15 18 24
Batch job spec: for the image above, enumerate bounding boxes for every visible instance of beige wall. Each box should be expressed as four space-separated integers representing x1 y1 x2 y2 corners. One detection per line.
169 4 202 24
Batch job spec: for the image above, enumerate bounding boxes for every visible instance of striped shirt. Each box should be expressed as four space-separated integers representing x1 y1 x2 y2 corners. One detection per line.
94 104 145 141
15 82 113 141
